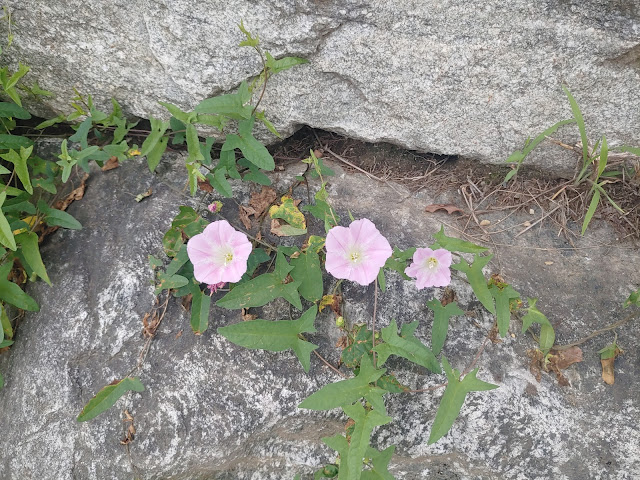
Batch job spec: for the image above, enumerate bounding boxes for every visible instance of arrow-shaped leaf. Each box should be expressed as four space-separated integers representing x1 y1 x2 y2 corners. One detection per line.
15 231 51 285
374 319 440 373
431 226 488 253
0 261 38 311
218 305 318 372
361 445 396 480
299 355 386 410
217 250 302 310
428 357 498 444
77 377 145 422
140 116 170 157
426 299 465 355
190 282 211 335
451 254 495 314
323 402 392 480
0 192 16 250
489 284 520 337
221 117 275 171
290 249 323 302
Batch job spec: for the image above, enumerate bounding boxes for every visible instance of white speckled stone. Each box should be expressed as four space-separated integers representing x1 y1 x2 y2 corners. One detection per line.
3 0 640 175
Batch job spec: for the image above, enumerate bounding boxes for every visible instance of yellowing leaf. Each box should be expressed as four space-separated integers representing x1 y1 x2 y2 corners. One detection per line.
269 195 306 229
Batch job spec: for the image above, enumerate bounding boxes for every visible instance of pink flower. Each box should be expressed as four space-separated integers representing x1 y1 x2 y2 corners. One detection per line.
206 282 226 295
405 248 452 289
325 218 392 286
187 220 252 285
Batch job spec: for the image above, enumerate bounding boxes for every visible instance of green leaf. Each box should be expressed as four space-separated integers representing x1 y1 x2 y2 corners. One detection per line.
374 319 440 373
376 374 408 393
15 232 51 285
322 402 392 480
539 323 555 354
428 357 498 444
206 168 233 198
299 355 387 410
0 192 16 250
37 200 82 229
597 136 608 179
221 117 275 170
432 226 488 254
451 254 495 314
217 250 302 310
190 282 211 335
0 146 33 194
562 86 589 167
77 377 145 422
0 102 30 119
255 110 281 138
377 268 386 292
0 134 33 151
1 302 13 339
0 261 38 311
505 119 575 165
623 288 640 308
361 445 396 480
520 298 551 332
488 284 521 337
290 249 323 302
140 117 170 157
35 114 66 130
159 101 191 125
219 306 318 372
146 135 168 172
194 82 253 120
165 244 189 277
154 272 189 294
341 324 373 368
598 340 619 360
615 145 640 156
265 52 309 75
69 117 92 149
186 123 204 163
269 195 306 229
381 246 416 280
426 299 465 355
581 189 600 235
238 20 260 47
169 116 186 145
162 227 183 258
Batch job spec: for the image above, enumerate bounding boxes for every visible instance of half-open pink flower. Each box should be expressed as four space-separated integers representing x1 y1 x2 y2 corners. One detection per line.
325 218 392 286
187 220 252 285
405 247 452 289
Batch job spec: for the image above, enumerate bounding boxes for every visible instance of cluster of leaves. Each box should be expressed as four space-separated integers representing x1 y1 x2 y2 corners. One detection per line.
504 85 640 234
0 36 89 388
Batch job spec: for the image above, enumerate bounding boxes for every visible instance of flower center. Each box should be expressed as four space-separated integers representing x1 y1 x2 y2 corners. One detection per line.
348 248 363 264
224 252 234 265
426 256 439 270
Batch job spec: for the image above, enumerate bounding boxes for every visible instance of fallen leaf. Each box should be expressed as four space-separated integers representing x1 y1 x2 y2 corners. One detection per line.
550 346 583 370
335 335 349 349
181 294 193 311
198 179 214 192
241 308 258 322
101 156 120 171
239 205 255 230
135 188 153 202
270 218 307 237
319 295 335 313
440 287 456 307
175 330 183 339
599 343 623 385
249 186 277 217
53 174 89 211
424 204 464 215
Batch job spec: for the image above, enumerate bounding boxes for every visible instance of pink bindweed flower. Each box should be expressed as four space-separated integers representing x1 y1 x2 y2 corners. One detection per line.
325 218 392 286
187 220 252 285
405 247 452 289
206 282 226 295
207 201 222 213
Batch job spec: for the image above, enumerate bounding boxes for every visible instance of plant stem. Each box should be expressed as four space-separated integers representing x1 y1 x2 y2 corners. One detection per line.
372 278 378 368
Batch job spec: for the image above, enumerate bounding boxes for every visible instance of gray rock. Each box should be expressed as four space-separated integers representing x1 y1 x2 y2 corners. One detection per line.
4 1 640 176
0 148 639 479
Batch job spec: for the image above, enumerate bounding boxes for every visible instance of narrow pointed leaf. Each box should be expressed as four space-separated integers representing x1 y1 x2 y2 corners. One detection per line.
428 357 498 444
0 148 32 194
37 200 82 230
521 298 552 332
219 306 318 372
0 102 30 119
140 117 170 156
189 283 211 335
489 284 520 337
77 377 145 422
15 231 51 285
299 355 386 410
426 299 465 355
361 445 396 480
221 117 275 170
69 117 92 149
0 192 16 250
374 319 440 373
432 226 488 253
451 254 495 314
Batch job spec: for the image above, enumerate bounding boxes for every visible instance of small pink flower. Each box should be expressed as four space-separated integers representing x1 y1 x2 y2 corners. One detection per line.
405 248 452 289
187 220 252 285
325 218 392 286
207 201 222 213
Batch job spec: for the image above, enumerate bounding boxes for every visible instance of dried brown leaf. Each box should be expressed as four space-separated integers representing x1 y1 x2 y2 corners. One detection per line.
198 179 214 192
424 204 464 215
550 346 583 370
239 205 255 230
249 186 277 217
241 308 258 322
440 287 456 307
101 156 120 171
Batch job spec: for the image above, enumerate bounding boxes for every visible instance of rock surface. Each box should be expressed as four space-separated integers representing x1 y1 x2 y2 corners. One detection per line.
4 0 640 174
0 145 639 479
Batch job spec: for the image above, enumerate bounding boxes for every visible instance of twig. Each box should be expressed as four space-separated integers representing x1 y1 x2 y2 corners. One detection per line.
515 204 561 238
552 310 640 351
313 350 347 377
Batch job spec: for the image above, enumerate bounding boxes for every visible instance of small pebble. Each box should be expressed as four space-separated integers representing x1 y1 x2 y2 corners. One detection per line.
479 219 491 226
523 221 531 227
529 208 535 215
